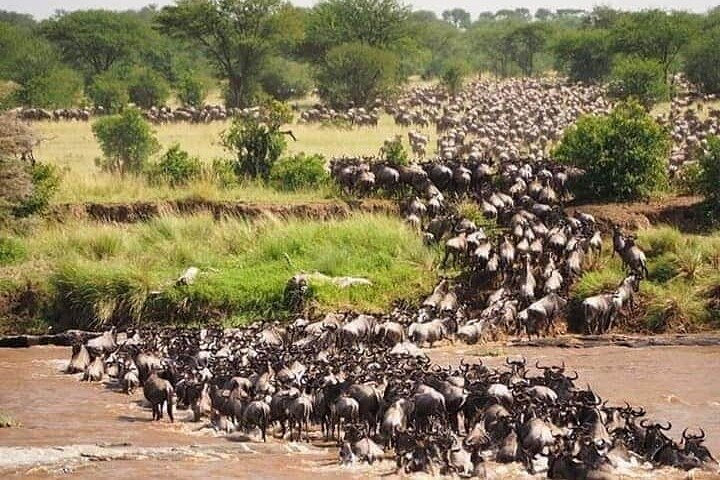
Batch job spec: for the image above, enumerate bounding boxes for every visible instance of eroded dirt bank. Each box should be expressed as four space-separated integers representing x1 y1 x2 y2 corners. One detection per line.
1 345 718 479
47 198 396 223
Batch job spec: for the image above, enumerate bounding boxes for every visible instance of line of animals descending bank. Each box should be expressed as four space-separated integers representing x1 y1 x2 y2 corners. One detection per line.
66 326 718 478
329 79 649 340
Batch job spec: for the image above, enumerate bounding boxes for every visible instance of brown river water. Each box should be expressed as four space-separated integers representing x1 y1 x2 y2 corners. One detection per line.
1 344 719 479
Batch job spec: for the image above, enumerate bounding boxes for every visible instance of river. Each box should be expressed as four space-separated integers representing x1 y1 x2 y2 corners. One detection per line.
1 344 718 479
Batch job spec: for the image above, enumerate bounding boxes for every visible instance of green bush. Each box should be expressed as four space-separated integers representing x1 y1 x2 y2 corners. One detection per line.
12 162 60 218
270 153 328 191
0 236 26 265
607 57 669 109
697 136 720 215
176 72 209 107
260 57 313 101
554 101 670 201
88 70 129 113
209 158 239 187
439 59 469 96
221 101 292 180
316 42 400 108
380 135 409 167
127 67 171 109
146 144 202 187
92 109 160 176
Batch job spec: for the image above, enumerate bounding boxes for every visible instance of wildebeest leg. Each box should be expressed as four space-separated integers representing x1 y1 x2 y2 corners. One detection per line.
167 394 174 423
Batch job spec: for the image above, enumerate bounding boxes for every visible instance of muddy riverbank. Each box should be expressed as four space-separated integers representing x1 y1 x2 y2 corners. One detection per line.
1 344 718 479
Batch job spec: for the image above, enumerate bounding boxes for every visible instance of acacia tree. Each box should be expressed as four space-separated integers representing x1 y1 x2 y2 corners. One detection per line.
611 10 695 81
316 42 399 107
509 23 548 76
41 10 147 77
685 28 720 94
157 0 283 107
554 29 612 83
305 0 410 58
442 8 471 29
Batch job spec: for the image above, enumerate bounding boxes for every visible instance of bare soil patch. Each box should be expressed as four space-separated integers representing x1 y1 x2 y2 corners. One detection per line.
567 195 707 232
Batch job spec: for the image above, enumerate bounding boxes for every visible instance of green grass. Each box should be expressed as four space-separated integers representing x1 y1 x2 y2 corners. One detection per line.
33 114 435 204
1 213 438 329
572 225 720 332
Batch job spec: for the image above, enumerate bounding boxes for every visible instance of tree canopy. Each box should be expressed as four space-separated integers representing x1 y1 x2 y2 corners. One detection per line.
157 0 284 107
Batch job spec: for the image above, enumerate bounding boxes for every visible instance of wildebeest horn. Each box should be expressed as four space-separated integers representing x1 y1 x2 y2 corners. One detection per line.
682 427 689 440
567 371 578 380
699 427 706 439
640 419 650 428
659 421 672 431
535 360 550 370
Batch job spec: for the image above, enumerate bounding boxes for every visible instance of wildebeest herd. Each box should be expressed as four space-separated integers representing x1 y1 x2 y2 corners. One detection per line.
330 78 652 339
57 77 718 477
66 322 717 477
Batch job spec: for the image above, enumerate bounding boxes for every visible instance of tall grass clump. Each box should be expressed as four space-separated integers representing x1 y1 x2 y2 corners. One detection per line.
571 259 625 301
11 213 437 328
573 227 720 332
0 236 26 266
637 225 683 257
642 281 708 332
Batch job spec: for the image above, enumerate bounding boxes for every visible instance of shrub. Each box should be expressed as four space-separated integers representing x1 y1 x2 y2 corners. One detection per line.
553 101 670 201
607 57 669 109
316 42 400 108
270 153 328 191
209 158 239 187
260 57 313 101
176 72 209 107
127 67 171 109
92 109 160 176
696 136 720 215
146 144 202 187
685 28 720 94
0 236 26 265
221 101 292 180
440 59 469 95
12 162 60 218
88 70 129 113
380 136 409 167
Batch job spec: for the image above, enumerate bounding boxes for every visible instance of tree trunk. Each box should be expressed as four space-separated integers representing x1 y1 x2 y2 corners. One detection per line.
226 75 244 108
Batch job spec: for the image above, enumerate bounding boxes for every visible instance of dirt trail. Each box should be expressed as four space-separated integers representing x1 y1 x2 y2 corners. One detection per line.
1 345 718 479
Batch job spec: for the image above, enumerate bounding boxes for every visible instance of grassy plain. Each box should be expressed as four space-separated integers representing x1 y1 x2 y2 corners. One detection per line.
33 115 435 204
